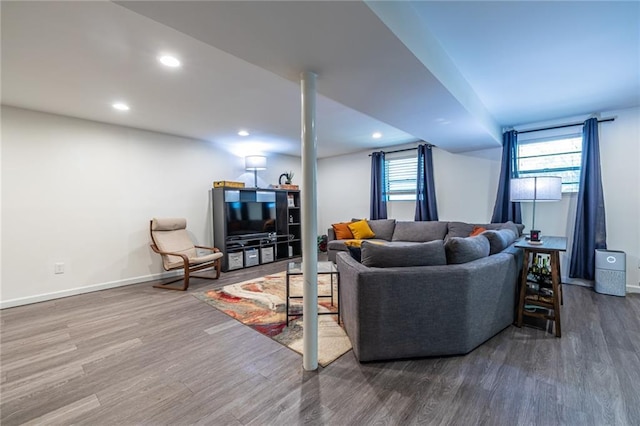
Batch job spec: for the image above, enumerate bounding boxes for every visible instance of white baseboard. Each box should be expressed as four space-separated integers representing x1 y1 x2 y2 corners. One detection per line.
561 276 593 288
562 276 640 295
626 284 640 294
0 271 182 310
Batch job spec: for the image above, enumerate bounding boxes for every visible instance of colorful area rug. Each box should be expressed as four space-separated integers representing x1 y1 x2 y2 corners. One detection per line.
193 271 352 367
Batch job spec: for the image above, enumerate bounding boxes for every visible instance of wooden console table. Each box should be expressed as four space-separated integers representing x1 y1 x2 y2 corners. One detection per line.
515 236 567 337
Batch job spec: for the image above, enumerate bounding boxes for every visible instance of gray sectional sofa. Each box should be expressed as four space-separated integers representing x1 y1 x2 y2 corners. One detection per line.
332 219 524 362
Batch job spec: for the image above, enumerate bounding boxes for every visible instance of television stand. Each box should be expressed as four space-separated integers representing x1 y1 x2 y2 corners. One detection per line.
212 187 302 271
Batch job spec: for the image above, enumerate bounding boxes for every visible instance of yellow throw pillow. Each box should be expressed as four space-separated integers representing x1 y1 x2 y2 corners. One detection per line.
344 239 363 247
348 220 375 239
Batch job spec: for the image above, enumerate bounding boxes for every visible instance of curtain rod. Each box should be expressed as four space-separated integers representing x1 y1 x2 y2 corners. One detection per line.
516 117 615 135
368 144 433 157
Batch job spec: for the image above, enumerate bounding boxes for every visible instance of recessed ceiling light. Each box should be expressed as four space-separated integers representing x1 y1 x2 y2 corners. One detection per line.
112 102 130 111
158 55 181 68
372 132 382 139
238 130 250 136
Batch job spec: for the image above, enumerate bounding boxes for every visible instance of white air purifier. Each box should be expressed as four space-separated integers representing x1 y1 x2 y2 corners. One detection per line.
595 249 626 297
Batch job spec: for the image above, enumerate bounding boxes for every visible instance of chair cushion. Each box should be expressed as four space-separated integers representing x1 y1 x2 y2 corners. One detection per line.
166 251 223 269
361 240 446 268
152 217 187 231
152 218 197 269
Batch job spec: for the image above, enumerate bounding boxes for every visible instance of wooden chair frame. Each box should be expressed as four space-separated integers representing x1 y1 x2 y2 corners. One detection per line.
150 221 222 291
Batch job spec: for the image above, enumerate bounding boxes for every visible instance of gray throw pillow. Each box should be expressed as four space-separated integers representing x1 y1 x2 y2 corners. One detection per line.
391 221 448 242
361 240 446 268
446 222 476 238
444 235 490 264
499 221 521 237
482 229 517 255
366 219 396 241
482 221 523 236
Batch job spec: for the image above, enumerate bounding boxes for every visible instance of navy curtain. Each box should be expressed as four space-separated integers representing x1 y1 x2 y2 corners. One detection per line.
370 151 388 219
491 130 522 223
570 118 607 280
415 144 438 221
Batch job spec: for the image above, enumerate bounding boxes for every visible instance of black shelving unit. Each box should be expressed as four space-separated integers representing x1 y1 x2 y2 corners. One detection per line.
276 190 301 260
212 187 301 271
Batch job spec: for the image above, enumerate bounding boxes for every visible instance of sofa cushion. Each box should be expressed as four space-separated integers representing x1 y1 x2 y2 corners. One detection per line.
444 235 490 264
446 222 476 238
482 229 517 255
361 240 446 268
391 221 448 242
332 222 354 240
348 220 376 239
447 221 523 238
367 219 396 241
327 239 350 252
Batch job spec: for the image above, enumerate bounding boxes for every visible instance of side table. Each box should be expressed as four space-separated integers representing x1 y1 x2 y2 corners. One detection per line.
515 236 567 337
285 261 340 324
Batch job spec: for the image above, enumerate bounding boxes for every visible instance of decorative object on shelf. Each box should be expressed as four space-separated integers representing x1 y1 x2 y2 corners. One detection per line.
287 194 295 207
279 171 294 185
245 155 267 188
527 253 552 286
272 183 300 190
213 180 245 188
510 176 562 241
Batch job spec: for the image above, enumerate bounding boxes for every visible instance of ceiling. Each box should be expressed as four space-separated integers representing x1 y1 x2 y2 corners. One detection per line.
2 1 638 159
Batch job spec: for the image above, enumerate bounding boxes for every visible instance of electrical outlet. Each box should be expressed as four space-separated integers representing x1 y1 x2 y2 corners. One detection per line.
54 263 65 274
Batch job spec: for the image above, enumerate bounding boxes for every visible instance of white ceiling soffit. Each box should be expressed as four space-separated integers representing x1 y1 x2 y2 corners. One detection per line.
116 1 503 152
1 1 415 159
408 1 640 127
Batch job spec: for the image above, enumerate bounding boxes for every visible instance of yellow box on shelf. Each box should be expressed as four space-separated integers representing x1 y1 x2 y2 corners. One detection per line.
213 181 245 188
273 184 299 190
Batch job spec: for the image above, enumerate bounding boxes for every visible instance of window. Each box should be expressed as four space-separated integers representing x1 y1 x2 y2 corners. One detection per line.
517 135 582 193
385 156 417 201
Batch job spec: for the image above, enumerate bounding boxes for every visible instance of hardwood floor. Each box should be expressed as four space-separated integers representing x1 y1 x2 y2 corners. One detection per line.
2 259 639 425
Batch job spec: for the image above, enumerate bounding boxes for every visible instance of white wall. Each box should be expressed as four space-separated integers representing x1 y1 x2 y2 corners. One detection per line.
518 107 640 291
317 106 640 291
2 104 637 307
1 106 300 307
317 144 502 232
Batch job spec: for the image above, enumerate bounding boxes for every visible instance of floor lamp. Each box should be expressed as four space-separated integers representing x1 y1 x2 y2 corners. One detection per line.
510 176 562 242
245 155 267 188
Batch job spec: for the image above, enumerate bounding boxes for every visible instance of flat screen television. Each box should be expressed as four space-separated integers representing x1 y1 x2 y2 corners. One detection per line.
226 201 276 237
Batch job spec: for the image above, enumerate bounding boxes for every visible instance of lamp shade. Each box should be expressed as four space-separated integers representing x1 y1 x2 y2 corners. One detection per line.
510 176 562 202
245 155 267 171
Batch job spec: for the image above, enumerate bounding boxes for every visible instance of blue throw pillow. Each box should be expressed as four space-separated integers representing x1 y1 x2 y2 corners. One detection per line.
347 246 362 262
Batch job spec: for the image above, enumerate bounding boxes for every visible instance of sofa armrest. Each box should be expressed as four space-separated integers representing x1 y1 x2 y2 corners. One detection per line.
327 227 336 241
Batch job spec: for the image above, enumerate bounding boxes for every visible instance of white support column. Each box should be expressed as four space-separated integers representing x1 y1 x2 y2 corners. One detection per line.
301 71 318 371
